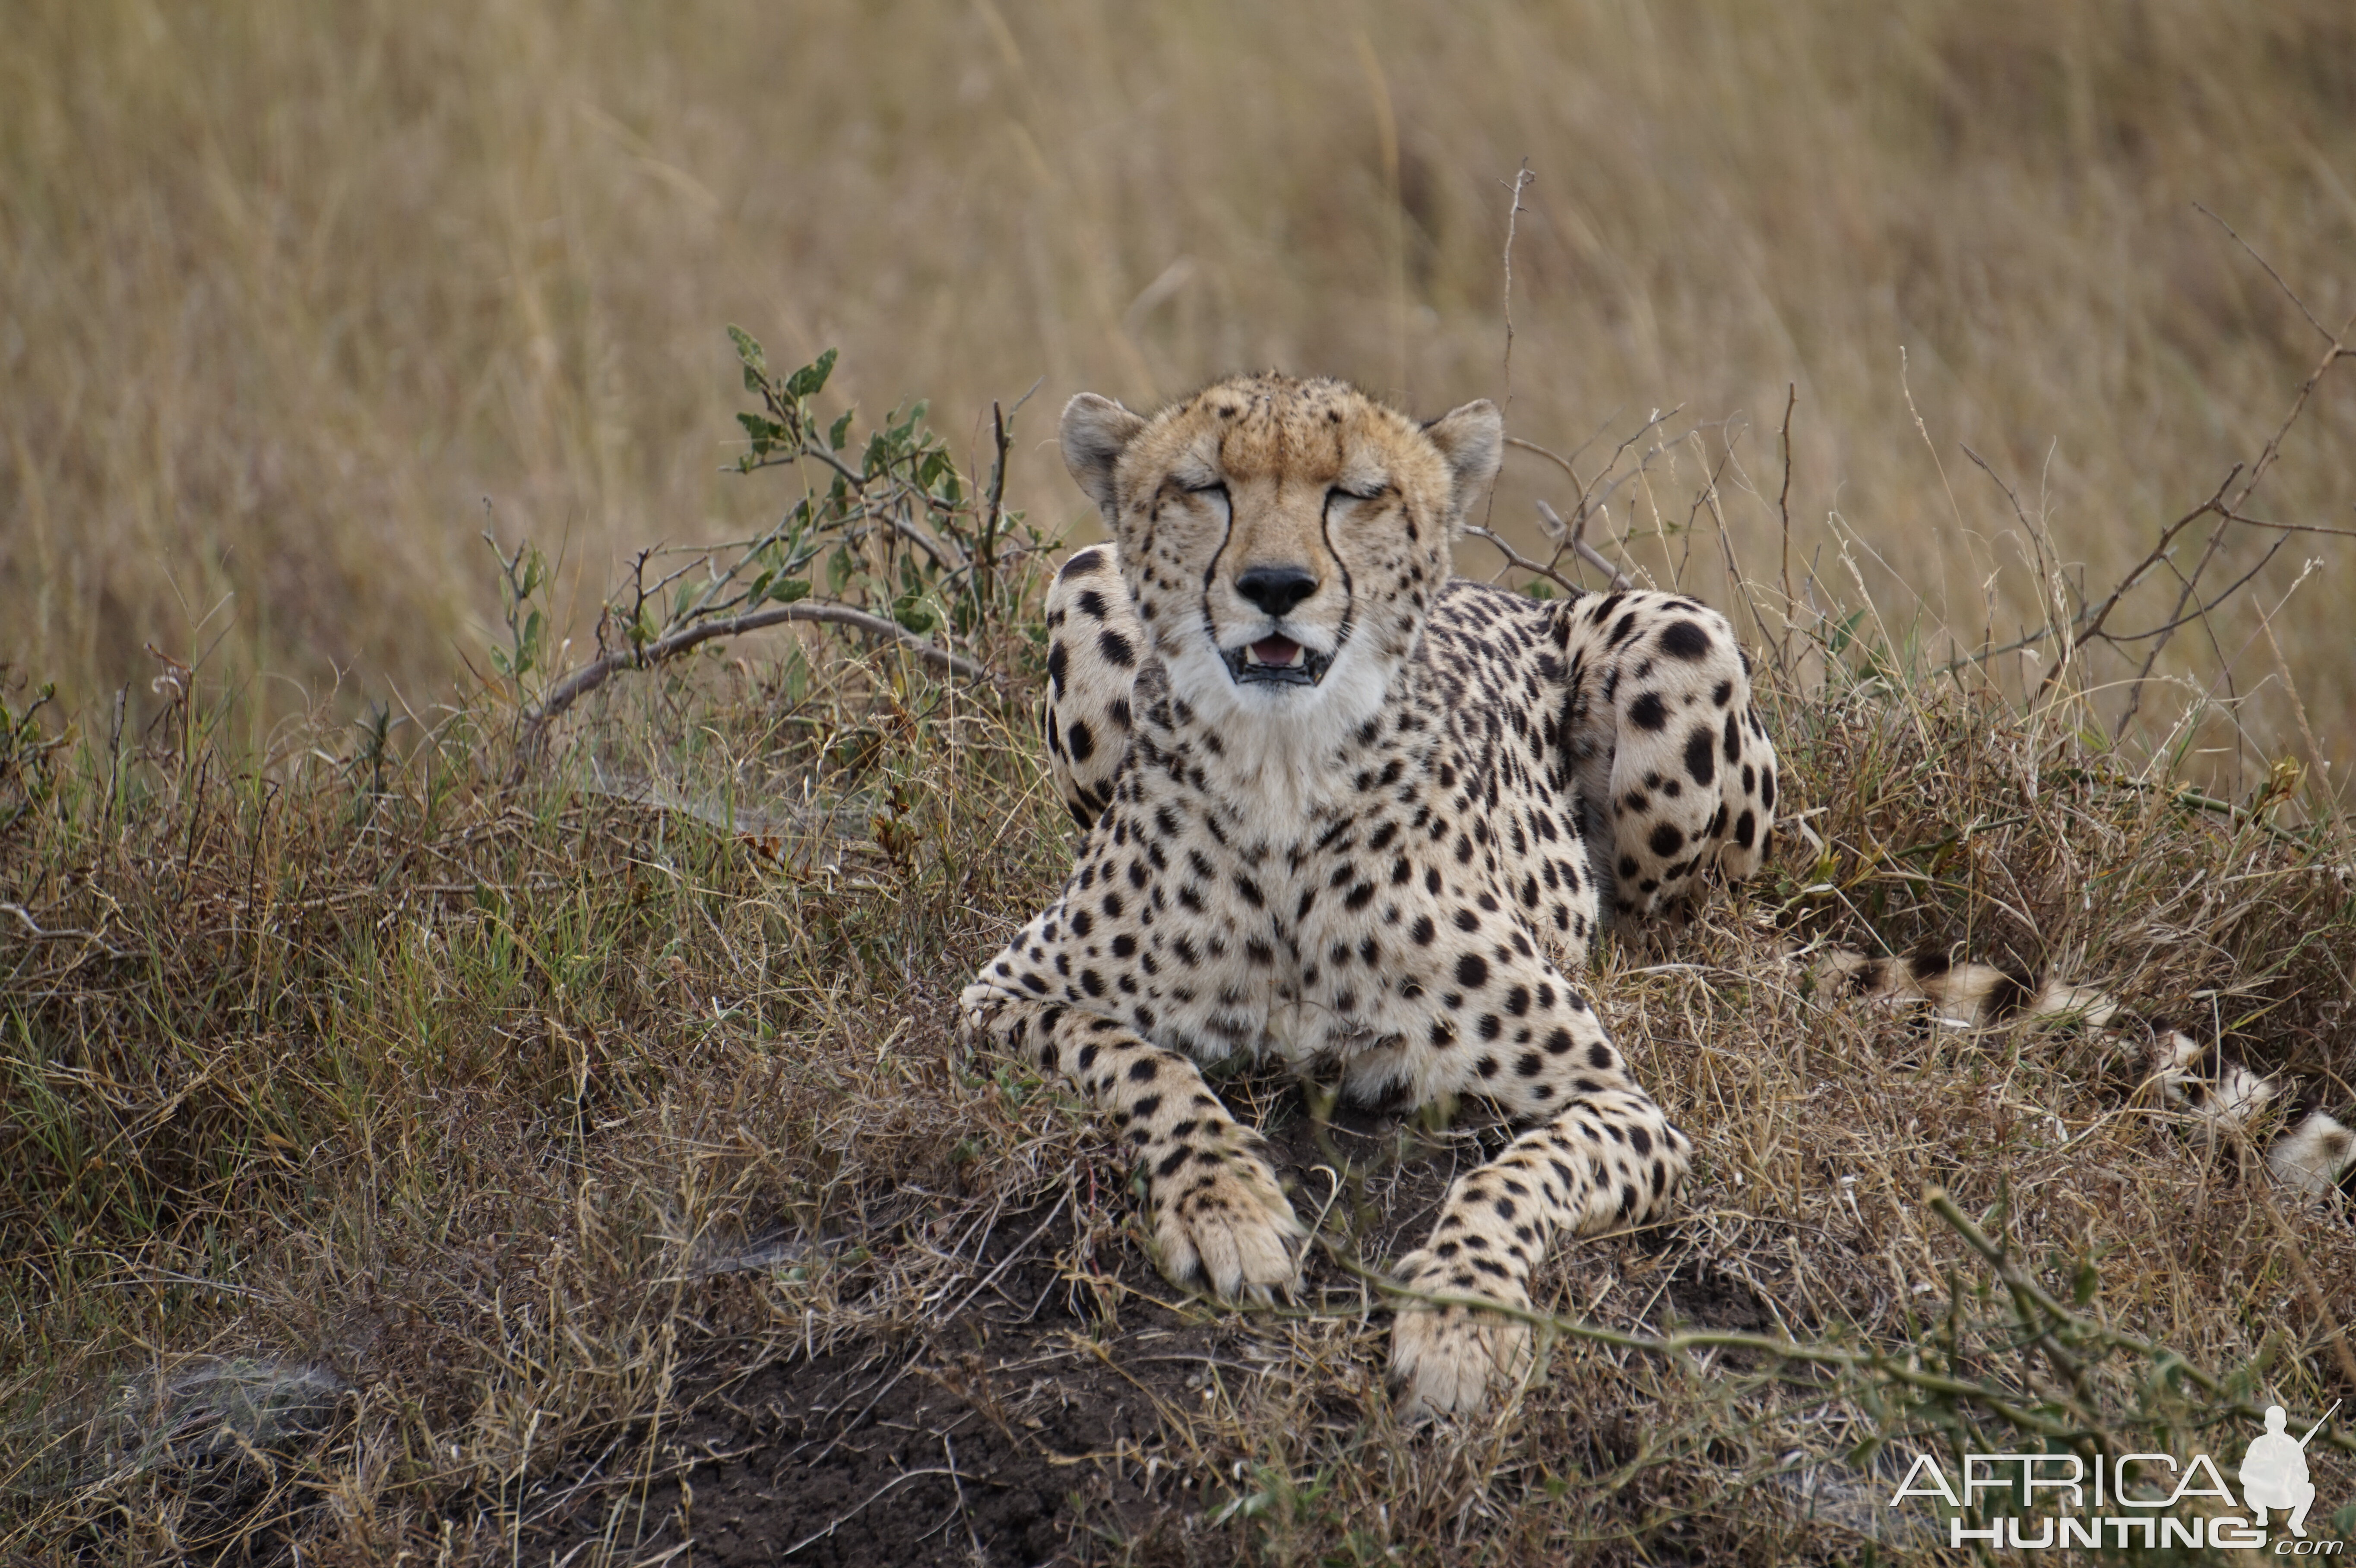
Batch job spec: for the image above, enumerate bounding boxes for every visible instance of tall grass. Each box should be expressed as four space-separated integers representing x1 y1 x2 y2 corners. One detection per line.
5 0 2354 783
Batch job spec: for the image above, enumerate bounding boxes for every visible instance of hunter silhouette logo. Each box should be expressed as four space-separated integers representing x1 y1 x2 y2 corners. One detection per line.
2243 1403 2338 1540
1889 1400 2346 1552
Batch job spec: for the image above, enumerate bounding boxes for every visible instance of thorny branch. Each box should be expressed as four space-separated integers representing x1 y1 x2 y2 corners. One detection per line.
1540 500 1629 589
1463 509 1629 597
1469 410 1688 596
1933 281 2353 741
2058 310 2352 684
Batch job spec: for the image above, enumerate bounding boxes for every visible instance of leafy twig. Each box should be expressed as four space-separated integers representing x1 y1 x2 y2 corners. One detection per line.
500 335 1042 777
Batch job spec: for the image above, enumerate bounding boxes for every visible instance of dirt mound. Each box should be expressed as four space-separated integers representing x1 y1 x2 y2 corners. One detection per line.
529 1092 1785 1565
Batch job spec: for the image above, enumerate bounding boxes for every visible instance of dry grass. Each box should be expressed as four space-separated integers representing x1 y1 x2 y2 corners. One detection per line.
3 334 2353 1562
5 0 2356 783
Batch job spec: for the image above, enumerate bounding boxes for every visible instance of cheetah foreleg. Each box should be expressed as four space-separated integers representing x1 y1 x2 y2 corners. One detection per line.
962 996 1305 1301
1389 1087 1689 1419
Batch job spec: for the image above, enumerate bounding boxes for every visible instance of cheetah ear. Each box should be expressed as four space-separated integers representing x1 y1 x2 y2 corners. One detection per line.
1423 399 1504 520
1061 393 1148 520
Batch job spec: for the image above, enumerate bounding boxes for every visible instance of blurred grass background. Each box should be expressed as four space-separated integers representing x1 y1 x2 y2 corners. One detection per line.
5 0 2354 776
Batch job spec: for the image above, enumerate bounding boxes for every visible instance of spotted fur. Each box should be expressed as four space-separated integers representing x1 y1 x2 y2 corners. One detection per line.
1817 950 2354 1198
961 374 1780 1418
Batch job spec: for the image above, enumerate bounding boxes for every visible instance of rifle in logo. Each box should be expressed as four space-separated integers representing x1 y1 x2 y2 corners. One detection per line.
2241 1400 2340 1539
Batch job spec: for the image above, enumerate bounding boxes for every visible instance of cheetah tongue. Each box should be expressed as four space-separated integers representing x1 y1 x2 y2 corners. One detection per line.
1249 636 1301 667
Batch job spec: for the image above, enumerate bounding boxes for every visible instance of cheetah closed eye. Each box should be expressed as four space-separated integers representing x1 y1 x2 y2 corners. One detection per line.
959 373 1779 1418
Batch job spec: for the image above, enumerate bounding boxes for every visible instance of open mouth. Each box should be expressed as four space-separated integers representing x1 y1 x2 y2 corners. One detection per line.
1223 635 1333 688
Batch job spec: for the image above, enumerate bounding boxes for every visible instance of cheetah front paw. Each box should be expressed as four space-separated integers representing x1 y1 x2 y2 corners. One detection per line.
1386 1250 1535 1420
1148 1148 1305 1302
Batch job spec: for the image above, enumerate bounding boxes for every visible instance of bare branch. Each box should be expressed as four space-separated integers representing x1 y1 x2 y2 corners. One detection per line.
884 512 966 572
512 600 1001 775
1777 384 1797 627
2110 533 2291 645
2194 201 2333 346
1468 509 1630 594
2044 468 2239 692
2218 512 2356 540
1505 418 1615 486
2228 312 2356 511
1489 159 1535 531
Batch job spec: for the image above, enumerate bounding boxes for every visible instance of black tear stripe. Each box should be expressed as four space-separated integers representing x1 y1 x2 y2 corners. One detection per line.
1197 491 1238 650
1316 487 1360 665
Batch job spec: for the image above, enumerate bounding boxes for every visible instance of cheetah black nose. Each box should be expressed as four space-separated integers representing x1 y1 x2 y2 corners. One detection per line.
1234 566 1318 618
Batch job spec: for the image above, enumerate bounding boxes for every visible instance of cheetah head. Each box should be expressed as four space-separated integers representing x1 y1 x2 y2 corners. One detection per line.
1059 374 1502 719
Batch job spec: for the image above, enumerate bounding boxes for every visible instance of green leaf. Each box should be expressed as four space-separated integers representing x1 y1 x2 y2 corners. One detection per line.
893 593 935 633
769 576 811 605
828 409 854 450
727 325 768 393
785 347 838 401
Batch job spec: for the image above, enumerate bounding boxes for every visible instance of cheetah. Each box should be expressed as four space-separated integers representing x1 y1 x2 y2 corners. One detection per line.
959 373 1780 1417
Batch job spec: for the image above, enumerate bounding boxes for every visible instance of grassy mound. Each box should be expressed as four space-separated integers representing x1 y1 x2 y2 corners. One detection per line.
2 352 2350 1565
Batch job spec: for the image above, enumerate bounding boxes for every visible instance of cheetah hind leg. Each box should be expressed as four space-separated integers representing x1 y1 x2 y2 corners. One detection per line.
1558 593 1778 927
